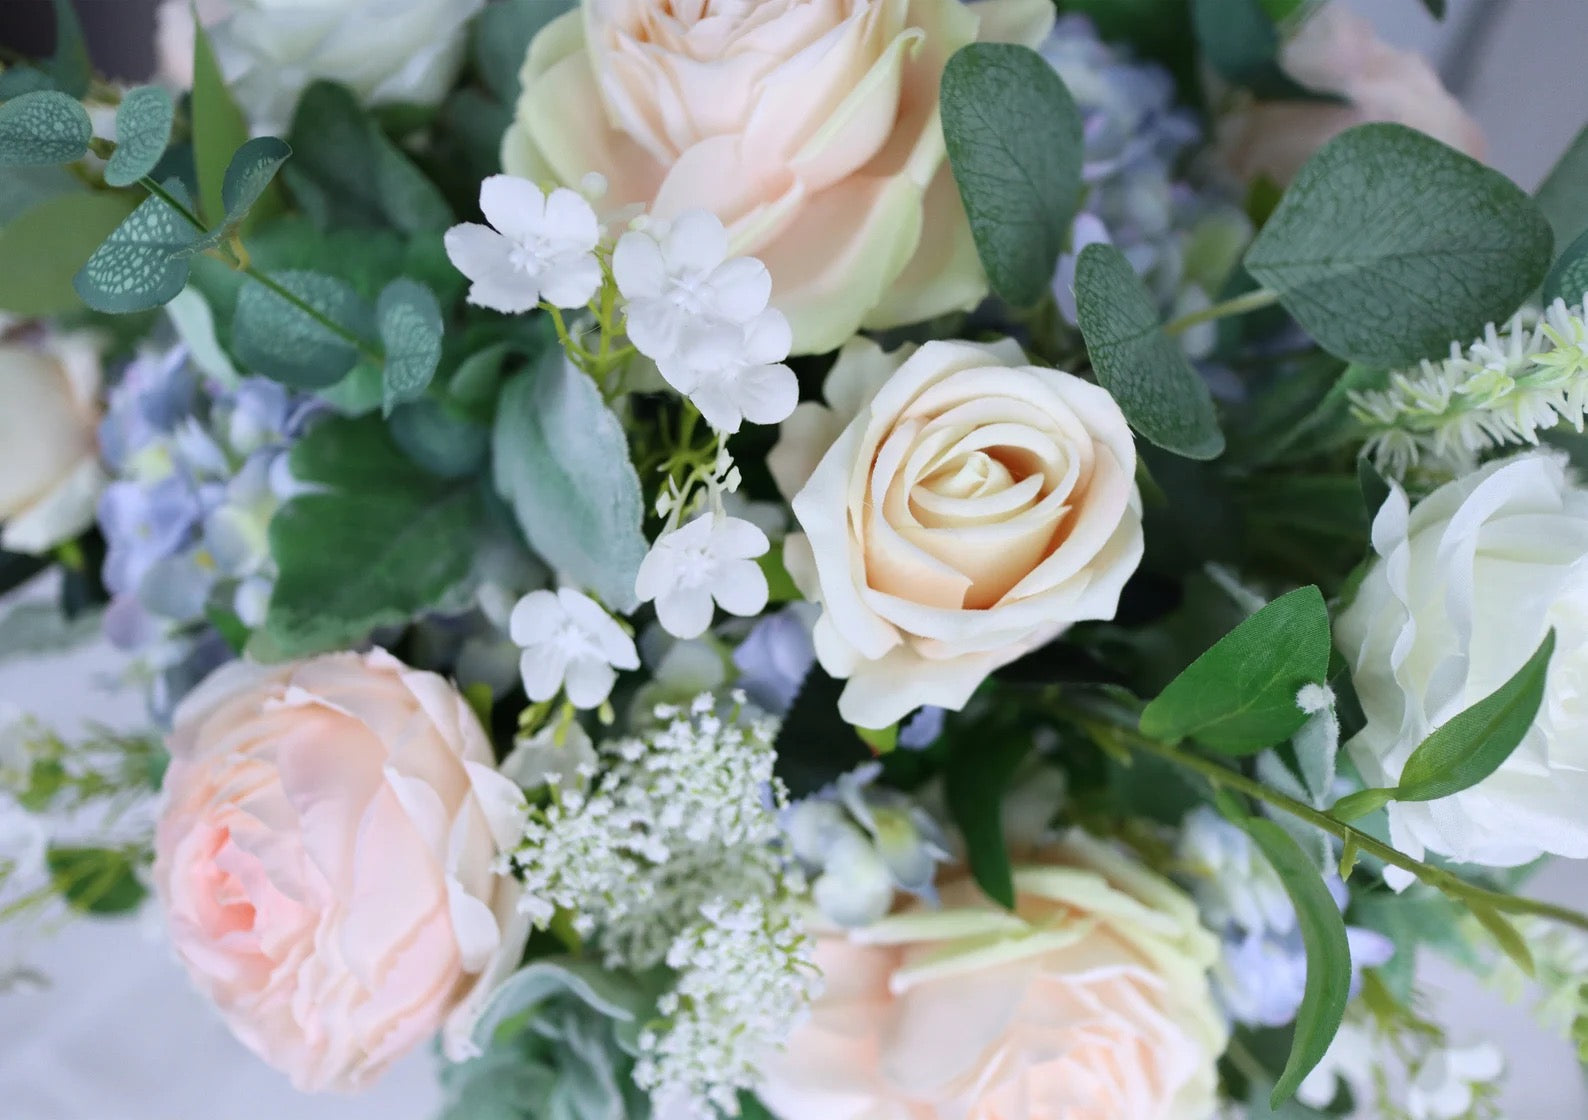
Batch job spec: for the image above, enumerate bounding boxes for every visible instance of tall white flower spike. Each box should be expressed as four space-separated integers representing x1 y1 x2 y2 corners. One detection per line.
445 176 602 313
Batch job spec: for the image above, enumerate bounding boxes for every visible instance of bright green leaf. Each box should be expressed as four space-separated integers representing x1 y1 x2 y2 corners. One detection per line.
1544 227 1588 307
74 184 203 313
0 90 92 166
758 545 801 604
1246 123 1553 367
945 734 1035 909
1537 122 1588 255
191 23 250 227
1237 817 1352 1107
473 0 576 104
1075 242 1225 459
1141 585 1331 754
941 42 1083 306
46 846 147 915
377 277 444 414
1329 786 1394 823
492 353 649 611
0 190 138 314
233 270 373 388
1394 630 1555 802
104 86 175 188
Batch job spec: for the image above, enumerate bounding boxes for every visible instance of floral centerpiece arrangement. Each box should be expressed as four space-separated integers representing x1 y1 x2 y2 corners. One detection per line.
3 0 1588 1117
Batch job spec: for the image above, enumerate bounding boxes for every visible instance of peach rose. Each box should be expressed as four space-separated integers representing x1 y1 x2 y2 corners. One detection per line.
1217 5 1485 185
0 327 105 555
769 338 1142 728
153 651 529 1092
759 830 1226 1120
501 0 1055 356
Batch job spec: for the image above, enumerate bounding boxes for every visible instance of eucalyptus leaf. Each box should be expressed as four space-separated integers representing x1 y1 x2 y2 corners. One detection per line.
1394 630 1555 802
377 277 445 414
104 86 175 188
474 0 576 104
191 23 250 227
1140 586 1331 754
1245 124 1553 367
0 191 139 314
43 0 91 98
1075 243 1224 459
940 42 1083 306
1192 0 1335 101
74 184 204 313
233 270 373 388
1544 227 1588 307
945 734 1035 909
492 354 648 611
222 135 292 220
0 91 92 166
1537 122 1588 255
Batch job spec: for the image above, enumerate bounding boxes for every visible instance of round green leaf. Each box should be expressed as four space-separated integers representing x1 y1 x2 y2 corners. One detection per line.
0 191 139 314
222 135 292 220
74 185 204 313
1245 123 1554 367
0 90 92 166
377 277 444 414
233 270 372 388
105 85 175 188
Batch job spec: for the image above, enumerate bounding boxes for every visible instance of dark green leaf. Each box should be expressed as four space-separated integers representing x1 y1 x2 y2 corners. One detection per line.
773 665 873 799
941 42 1083 306
1237 817 1352 1107
74 183 203 313
233 270 373 388
44 0 91 98
0 67 55 100
1246 124 1553 367
377 277 444 413
1544 226 1588 307
1420 0 1448 16
46 846 147 915
1536 122 1588 255
389 398 489 478
492 353 648 611
473 0 575 104
222 135 292 220
0 190 139 314
1075 243 1224 459
1356 455 1390 520
0 90 92 166
191 22 250 227
0 549 47 597
104 86 175 188
263 417 481 656
1192 0 1337 101
1394 630 1554 802
944 733 1035 909
1140 585 1331 754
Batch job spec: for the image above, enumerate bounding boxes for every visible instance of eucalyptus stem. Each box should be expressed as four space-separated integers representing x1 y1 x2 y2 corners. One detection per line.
1162 288 1282 337
138 175 204 231
1074 713 1588 935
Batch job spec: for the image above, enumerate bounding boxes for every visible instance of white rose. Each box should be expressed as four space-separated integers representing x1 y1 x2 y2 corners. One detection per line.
0 330 106 555
770 338 1142 728
1337 453 1588 878
156 0 485 133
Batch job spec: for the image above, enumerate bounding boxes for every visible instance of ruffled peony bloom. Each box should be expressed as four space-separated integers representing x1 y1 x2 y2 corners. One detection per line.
0 327 106 555
758 830 1226 1120
1217 5 1485 186
501 0 1056 354
153 651 528 1091
770 337 1142 728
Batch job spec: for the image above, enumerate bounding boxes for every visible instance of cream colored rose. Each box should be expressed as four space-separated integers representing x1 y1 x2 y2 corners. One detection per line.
156 0 484 133
153 651 529 1091
0 329 105 555
770 338 1142 728
1217 5 1485 185
759 830 1226 1120
502 0 1055 356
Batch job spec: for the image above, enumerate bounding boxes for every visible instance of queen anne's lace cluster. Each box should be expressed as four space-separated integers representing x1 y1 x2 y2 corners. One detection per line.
1353 296 1588 477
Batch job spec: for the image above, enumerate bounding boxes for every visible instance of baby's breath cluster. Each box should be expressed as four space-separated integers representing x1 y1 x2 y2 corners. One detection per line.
1353 296 1588 477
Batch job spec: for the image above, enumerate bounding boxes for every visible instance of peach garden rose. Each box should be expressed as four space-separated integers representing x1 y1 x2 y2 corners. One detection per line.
153 651 529 1091
501 0 1057 355
769 338 1143 728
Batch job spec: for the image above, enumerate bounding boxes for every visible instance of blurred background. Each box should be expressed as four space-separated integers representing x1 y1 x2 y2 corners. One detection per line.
0 0 1585 1117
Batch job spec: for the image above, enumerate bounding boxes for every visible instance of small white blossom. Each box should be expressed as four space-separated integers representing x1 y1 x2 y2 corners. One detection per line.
637 513 770 639
1297 1018 1378 1110
445 176 602 313
658 307 798 434
508 588 639 709
1407 1044 1505 1120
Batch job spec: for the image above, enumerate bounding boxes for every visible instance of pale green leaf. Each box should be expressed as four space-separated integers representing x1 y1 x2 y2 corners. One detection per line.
0 91 92 166
104 86 175 188
74 184 203 313
377 277 444 414
1544 227 1588 307
233 270 373 388
1536 121 1588 255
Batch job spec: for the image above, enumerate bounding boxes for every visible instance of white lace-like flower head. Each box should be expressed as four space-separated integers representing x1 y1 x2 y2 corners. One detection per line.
445 176 601 313
509 587 639 709
636 513 770 639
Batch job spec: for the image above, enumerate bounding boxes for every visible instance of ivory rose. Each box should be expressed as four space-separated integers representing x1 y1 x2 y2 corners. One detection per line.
1336 453 1588 878
769 338 1142 728
1217 5 1485 185
153 651 529 1091
0 327 105 555
758 830 1226 1120
502 0 1055 355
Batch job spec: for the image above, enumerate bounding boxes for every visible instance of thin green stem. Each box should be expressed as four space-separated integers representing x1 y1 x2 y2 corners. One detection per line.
243 266 384 363
138 175 205 231
1162 288 1282 337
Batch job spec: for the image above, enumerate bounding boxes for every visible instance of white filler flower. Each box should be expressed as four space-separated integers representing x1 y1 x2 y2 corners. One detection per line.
636 513 770 640
509 588 639 709
445 177 602 313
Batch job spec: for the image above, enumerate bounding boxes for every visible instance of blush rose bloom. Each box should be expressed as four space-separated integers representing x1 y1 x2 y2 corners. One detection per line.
0 327 106 555
153 651 530 1092
502 0 1055 355
1336 454 1588 881
155 0 485 133
759 829 1226 1120
769 338 1142 728
1217 5 1485 185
